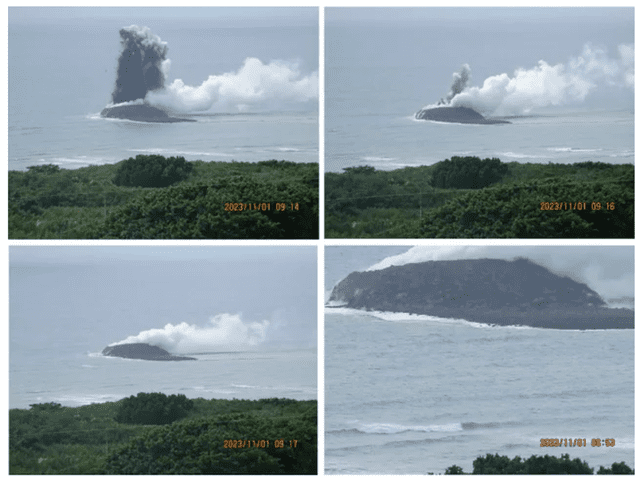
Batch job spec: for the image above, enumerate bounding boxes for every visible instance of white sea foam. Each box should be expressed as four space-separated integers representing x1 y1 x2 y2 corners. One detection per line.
362 156 397 162
356 421 464 434
127 148 233 157
324 306 533 329
547 147 601 153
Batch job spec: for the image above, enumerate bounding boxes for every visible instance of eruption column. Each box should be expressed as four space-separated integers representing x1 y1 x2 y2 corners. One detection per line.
111 25 169 104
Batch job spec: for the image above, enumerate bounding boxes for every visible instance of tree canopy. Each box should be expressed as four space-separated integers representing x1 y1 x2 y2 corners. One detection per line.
430 156 509 189
113 154 194 188
115 392 194 426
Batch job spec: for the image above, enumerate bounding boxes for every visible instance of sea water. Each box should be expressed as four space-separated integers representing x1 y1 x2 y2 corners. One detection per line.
9 17 318 171
324 310 633 474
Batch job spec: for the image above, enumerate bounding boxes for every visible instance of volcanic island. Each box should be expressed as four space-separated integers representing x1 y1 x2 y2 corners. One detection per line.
415 106 510 125
101 104 196 123
102 343 197 361
328 258 633 330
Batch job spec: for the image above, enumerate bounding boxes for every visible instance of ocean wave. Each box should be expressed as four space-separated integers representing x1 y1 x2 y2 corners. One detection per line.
609 150 634 158
52 393 126 406
329 420 516 436
127 148 233 157
346 422 465 434
362 156 397 162
501 151 550 159
324 307 534 330
547 147 601 153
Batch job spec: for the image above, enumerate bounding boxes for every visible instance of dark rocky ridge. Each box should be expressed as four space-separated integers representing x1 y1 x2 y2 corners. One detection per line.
329 258 633 329
415 106 510 124
101 104 196 123
102 343 196 361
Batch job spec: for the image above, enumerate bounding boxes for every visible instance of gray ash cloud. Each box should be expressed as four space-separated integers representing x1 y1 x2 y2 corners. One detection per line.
110 25 168 104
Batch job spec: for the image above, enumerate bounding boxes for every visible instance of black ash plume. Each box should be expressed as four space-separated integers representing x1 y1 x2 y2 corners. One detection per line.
110 25 168 104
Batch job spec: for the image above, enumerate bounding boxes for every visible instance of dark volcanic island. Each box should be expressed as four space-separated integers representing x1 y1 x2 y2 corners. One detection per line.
415 106 510 125
328 259 633 329
101 104 195 123
100 26 196 123
102 343 196 361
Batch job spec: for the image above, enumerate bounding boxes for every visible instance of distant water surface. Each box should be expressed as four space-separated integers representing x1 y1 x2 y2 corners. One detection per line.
324 310 633 474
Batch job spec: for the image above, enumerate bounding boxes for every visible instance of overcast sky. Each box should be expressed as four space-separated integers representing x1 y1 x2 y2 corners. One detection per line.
10 246 317 351
9 7 318 28
326 7 633 111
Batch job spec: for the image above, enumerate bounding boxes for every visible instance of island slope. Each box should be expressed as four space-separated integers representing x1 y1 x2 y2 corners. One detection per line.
101 104 196 123
328 258 633 329
415 106 510 124
102 343 196 361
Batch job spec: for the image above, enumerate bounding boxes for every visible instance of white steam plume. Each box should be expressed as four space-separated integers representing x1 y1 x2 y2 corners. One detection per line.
146 57 318 113
367 246 633 309
436 43 634 116
111 313 269 354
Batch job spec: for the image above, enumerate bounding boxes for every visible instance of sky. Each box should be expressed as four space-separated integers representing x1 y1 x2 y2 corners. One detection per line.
10 246 317 352
8 7 318 28
326 7 634 113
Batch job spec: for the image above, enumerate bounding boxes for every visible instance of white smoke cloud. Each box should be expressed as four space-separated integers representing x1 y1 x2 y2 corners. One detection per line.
442 43 634 116
367 246 633 308
146 57 318 113
111 313 269 354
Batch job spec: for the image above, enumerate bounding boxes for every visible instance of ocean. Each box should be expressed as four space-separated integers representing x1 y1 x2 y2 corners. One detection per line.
9 247 317 410
325 11 633 173
324 246 634 474
8 11 318 171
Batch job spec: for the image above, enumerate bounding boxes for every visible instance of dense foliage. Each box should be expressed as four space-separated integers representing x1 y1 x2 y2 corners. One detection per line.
10 396 317 475
430 156 508 189
115 392 194 425
419 171 633 238
9 158 318 239
100 173 317 239
105 407 317 474
443 453 633 474
325 159 633 238
113 154 194 187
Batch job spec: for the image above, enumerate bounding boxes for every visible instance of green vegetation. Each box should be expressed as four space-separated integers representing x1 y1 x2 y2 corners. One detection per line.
10 395 317 474
9 156 318 239
430 156 508 189
113 155 194 187
325 159 633 238
444 453 633 474
115 392 194 425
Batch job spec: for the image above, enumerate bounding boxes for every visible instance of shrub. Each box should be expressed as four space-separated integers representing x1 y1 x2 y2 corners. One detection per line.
115 392 194 426
106 409 317 474
597 462 634 474
430 156 508 189
471 453 593 474
113 155 194 188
